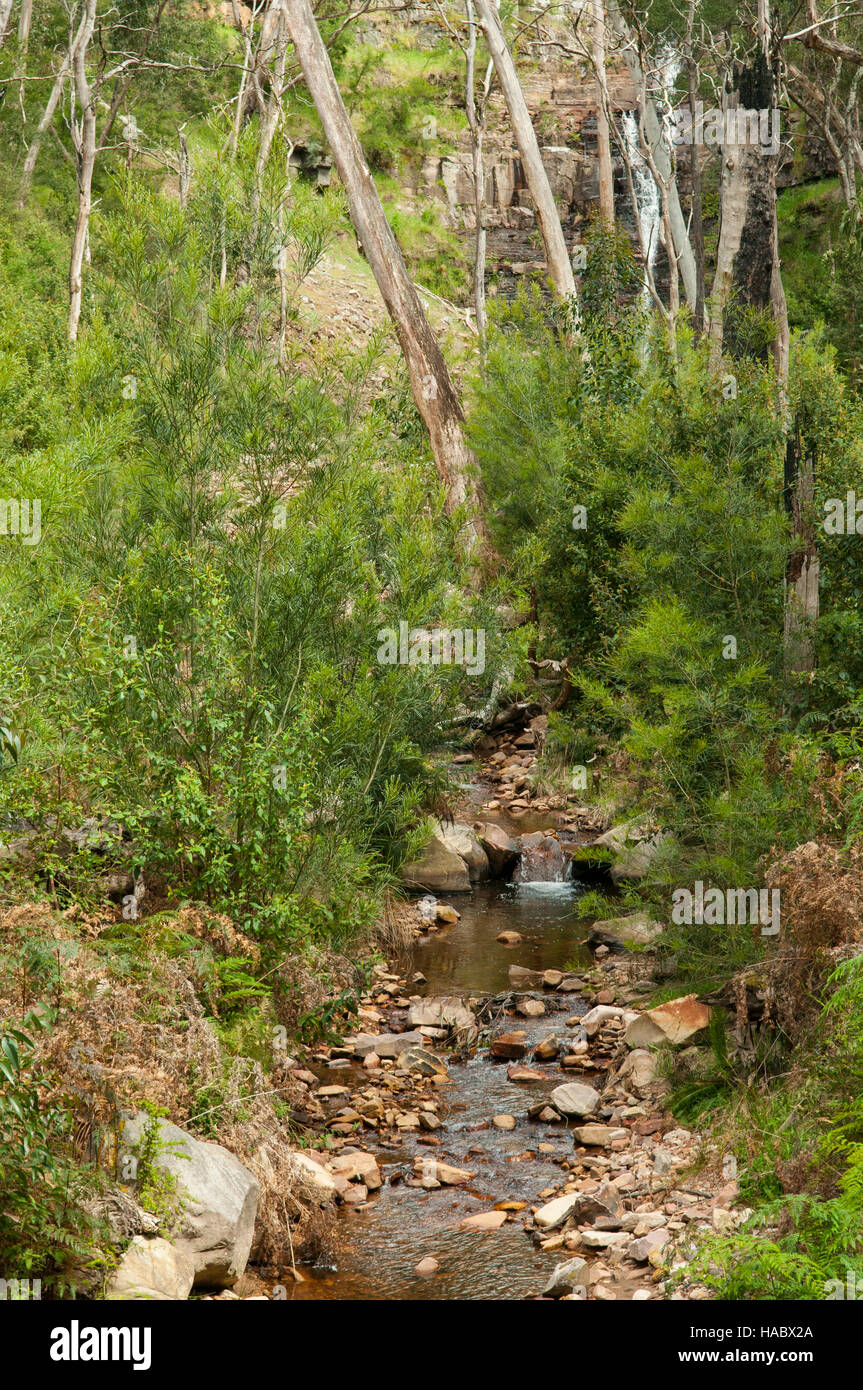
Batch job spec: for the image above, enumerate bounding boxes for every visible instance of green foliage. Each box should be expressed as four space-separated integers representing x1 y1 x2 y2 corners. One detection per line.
0 1012 97 1292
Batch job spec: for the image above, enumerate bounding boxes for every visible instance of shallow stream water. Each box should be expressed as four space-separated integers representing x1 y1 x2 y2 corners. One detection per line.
287 871 599 1301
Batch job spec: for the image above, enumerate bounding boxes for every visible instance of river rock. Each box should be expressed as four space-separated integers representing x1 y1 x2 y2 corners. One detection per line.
407 997 475 1033
401 834 471 893
459 1210 507 1230
579 1004 628 1037
590 911 663 947
348 1030 425 1059
550 1082 600 1118
542 969 564 989
435 821 490 882
508 965 544 987
107 1236 195 1301
542 1256 589 1298
328 1151 382 1190
572 1124 614 1146
617 1048 658 1089
534 1034 560 1061
624 995 710 1048
628 1228 669 1262
477 823 520 876
516 997 546 1018
415 1256 440 1275
490 1031 528 1060
288 1151 339 1202
534 1193 579 1230
492 1114 516 1130
120 1112 258 1289
397 1045 448 1077
436 904 460 924
496 930 523 945
507 1063 546 1081
414 1158 475 1185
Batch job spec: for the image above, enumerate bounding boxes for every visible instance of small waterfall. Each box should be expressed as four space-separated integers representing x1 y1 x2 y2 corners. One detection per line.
512 832 571 885
622 46 682 307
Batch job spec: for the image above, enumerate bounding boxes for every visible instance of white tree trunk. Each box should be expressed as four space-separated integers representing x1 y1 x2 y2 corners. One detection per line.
593 0 615 221
473 0 576 300
68 0 98 343
606 0 700 315
465 1 490 341
0 0 15 51
284 0 484 538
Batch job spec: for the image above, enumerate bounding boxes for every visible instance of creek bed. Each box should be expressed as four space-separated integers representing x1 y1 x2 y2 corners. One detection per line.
287 876 600 1301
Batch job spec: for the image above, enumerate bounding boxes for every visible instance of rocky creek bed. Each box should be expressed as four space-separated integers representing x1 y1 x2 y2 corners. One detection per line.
277 859 743 1302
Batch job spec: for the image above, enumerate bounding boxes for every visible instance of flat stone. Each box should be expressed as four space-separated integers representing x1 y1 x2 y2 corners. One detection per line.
459 1210 507 1231
572 1124 614 1146
490 1031 527 1060
625 995 710 1048
516 998 546 1018
492 1114 516 1130
628 1227 669 1262
497 930 523 945
414 1159 475 1185
415 1256 440 1275
107 1237 195 1301
507 1064 546 1082
534 1194 579 1230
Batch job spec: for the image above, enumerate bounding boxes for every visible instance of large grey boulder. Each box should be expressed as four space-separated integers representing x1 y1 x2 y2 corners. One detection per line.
107 1236 195 1301
120 1112 259 1289
543 1257 589 1298
476 823 520 877
589 911 663 947
400 834 471 893
435 821 489 882
588 822 669 885
550 1082 600 1118
406 996 475 1033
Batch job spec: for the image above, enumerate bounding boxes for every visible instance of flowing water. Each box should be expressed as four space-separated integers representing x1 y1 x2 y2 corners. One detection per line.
286 854 600 1301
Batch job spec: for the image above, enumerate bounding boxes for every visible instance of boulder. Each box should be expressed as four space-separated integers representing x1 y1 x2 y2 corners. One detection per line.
328 1151 382 1191
572 1124 614 1146
496 930 523 945
348 1030 424 1059
624 994 710 1048
107 1236 195 1301
436 821 490 882
414 1158 474 1186
288 1151 339 1203
401 835 471 893
508 965 544 987
120 1112 259 1289
550 1082 600 1118
586 822 669 885
406 997 475 1033
589 911 663 948
627 1228 669 1263
516 997 546 1018
489 1031 528 1060
542 1256 589 1298
579 1004 628 1037
477 823 521 877
617 1049 658 1089
396 1045 448 1077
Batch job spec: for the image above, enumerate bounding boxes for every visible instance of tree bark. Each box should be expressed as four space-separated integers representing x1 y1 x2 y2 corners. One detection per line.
685 0 705 332
18 28 82 207
473 0 576 300
784 420 819 678
593 0 615 222
465 0 490 342
284 0 484 538
0 0 15 51
68 0 98 343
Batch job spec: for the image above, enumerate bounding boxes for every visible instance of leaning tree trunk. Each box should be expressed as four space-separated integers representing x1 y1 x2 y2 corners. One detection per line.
472 0 576 300
465 0 490 342
68 0 98 343
284 0 484 541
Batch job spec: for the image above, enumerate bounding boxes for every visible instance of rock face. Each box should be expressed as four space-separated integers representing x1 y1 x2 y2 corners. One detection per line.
107 1236 195 1301
550 1082 600 1118
400 834 471 893
624 994 710 1048
120 1112 259 1289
